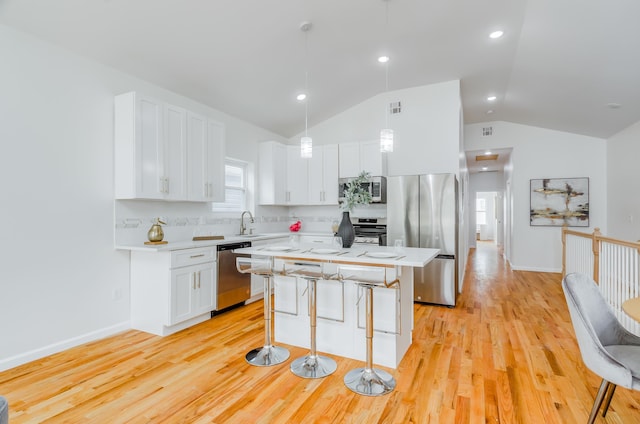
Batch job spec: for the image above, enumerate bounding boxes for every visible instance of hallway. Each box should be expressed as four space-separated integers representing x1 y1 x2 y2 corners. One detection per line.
2 243 640 423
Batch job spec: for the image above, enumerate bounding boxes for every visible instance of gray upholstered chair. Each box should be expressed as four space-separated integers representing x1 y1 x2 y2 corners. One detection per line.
0 395 7 424
562 272 640 423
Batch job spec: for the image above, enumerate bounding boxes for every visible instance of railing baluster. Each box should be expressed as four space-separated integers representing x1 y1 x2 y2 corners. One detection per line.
563 227 640 336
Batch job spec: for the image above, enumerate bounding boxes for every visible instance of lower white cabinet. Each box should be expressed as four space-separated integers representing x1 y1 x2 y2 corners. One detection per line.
170 262 215 325
298 234 334 245
130 246 217 336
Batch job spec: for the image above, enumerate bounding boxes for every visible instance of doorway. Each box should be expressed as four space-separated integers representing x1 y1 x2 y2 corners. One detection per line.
475 191 499 245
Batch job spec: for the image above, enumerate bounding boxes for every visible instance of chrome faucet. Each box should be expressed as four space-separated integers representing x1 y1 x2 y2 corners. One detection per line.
240 210 254 235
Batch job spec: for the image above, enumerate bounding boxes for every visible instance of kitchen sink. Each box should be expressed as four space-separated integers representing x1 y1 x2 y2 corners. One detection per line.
236 234 263 238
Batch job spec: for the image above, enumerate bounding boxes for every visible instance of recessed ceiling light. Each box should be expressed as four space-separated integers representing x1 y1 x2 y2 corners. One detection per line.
485 151 492 155
482 167 488 171
606 103 622 109
296 93 306 101
378 56 390 63
486 109 494 114
489 30 504 39
487 96 497 101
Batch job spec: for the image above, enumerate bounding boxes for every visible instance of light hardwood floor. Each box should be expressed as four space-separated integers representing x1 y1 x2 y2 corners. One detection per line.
2 242 640 423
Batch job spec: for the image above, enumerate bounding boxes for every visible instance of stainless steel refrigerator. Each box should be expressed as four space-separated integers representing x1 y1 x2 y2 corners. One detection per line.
386 174 458 306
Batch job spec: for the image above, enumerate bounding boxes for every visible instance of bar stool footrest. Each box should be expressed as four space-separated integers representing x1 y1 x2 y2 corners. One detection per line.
291 354 337 379
245 345 290 367
344 367 396 396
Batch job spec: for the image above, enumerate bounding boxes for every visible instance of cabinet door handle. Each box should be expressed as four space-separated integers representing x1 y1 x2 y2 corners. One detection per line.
192 273 196 290
164 177 169 194
197 271 201 288
190 254 205 259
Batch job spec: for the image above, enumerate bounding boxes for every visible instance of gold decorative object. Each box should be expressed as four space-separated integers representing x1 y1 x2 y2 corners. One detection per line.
147 218 166 242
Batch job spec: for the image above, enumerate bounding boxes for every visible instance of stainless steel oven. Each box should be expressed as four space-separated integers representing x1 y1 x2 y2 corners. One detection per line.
352 218 387 246
338 176 387 204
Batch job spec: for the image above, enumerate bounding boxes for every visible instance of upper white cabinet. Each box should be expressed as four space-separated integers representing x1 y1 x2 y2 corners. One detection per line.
286 145 309 205
163 104 188 200
114 92 224 202
338 140 387 178
258 141 287 205
115 92 165 199
187 112 225 202
258 141 339 206
308 144 339 204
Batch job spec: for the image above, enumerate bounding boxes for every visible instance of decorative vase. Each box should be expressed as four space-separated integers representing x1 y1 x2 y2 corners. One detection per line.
147 218 165 242
337 211 355 248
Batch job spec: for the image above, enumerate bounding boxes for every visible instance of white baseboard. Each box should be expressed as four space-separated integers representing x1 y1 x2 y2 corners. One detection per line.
0 321 130 372
509 263 561 273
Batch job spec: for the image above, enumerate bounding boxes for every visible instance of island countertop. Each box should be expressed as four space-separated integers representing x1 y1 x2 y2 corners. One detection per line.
234 243 439 268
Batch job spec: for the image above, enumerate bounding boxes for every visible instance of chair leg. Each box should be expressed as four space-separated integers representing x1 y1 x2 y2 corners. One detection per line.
245 276 290 366
588 379 611 424
601 383 617 417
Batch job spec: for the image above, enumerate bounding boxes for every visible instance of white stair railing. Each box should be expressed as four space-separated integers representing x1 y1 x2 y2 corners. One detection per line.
563 227 640 335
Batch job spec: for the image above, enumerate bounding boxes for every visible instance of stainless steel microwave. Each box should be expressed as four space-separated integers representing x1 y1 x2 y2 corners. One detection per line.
338 176 387 204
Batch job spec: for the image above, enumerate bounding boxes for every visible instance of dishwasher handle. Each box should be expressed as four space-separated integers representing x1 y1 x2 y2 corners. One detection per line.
217 241 251 252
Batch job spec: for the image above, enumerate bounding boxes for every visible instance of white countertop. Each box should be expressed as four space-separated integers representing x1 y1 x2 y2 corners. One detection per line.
115 232 322 252
235 243 439 268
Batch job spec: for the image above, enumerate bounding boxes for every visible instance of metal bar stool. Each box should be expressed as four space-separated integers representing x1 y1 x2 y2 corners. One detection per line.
283 260 337 378
338 264 400 396
236 257 290 366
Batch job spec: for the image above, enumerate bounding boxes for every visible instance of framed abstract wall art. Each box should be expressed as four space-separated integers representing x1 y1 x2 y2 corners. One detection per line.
530 177 589 227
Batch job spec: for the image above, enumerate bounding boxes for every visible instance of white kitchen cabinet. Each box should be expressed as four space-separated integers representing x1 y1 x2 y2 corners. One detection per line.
258 141 287 205
258 141 339 206
187 112 225 202
130 246 217 336
308 144 339 205
114 92 223 202
338 140 387 178
298 234 334 245
115 92 165 199
170 261 215 325
163 104 188 200
286 145 309 204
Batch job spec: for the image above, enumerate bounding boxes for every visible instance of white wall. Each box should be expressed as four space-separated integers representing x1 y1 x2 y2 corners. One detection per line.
465 121 607 272
607 120 640 240
0 24 286 370
290 80 462 177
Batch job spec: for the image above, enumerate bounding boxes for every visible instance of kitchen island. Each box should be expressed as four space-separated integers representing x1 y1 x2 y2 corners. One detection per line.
235 243 439 368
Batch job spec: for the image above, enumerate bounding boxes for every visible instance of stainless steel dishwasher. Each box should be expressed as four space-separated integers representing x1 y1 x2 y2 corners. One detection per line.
216 241 251 310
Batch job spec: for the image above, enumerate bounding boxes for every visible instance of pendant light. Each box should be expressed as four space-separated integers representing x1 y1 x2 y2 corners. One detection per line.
300 21 313 158
380 0 394 153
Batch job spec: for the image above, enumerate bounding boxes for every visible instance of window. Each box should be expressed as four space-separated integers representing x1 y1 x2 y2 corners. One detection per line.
476 198 487 228
211 159 247 212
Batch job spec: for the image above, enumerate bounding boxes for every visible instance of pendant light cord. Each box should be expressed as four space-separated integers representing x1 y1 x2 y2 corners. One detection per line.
384 0 390 128
304 27 309 137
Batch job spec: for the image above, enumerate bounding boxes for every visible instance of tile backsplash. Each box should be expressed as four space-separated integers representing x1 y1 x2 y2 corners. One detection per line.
114 200 386 246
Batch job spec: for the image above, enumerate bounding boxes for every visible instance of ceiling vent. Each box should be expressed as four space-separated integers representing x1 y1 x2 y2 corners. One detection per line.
482 126 493 136
389 101 402 114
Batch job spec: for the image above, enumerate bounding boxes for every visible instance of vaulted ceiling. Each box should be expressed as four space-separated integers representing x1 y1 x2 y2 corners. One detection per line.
1 0 638 140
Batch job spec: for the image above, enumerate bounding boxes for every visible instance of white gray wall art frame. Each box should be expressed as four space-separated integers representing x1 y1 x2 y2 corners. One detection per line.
530 177 589 227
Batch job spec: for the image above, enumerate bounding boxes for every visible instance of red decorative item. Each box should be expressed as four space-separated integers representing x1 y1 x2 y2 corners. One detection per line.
289 220 301 232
